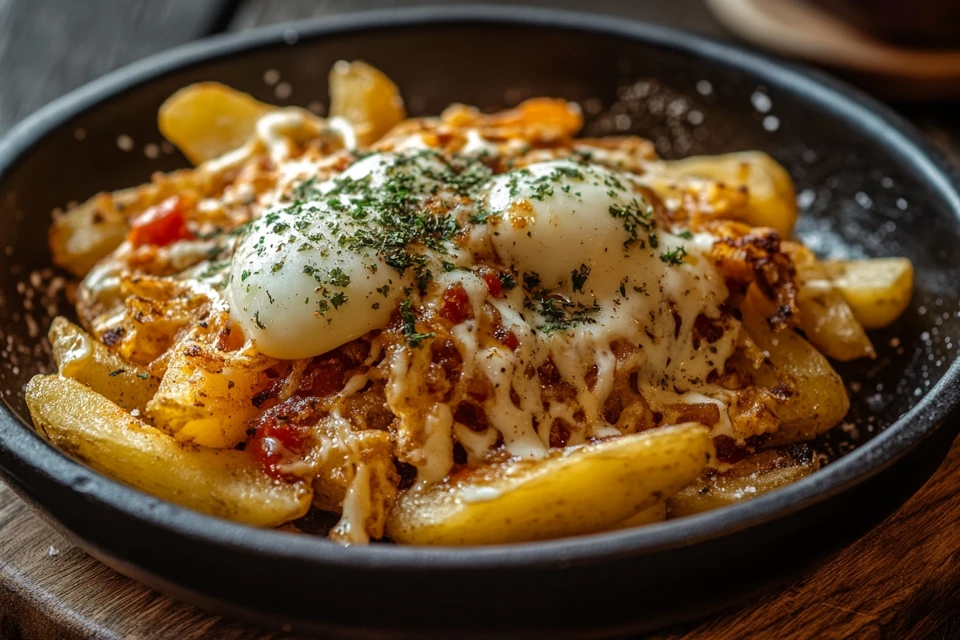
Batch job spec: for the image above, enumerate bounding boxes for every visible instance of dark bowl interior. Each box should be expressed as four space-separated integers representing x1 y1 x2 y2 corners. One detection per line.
0 7 959 638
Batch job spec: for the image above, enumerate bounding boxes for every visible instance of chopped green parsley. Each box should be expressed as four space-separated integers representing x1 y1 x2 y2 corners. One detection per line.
571 264 590 293
400 298 434 347
608 197 656 248
660 246 688 266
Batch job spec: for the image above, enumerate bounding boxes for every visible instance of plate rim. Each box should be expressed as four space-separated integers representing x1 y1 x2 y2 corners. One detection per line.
1 3 959 570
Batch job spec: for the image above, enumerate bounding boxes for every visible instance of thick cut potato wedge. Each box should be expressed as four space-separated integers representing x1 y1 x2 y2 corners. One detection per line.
739 286 851 445
329 60 406 145
49 317 160 415
667 446 818 517
147 344 273 448
821 258 914 330
612 501 667 529
159 82 271 165
26 375 310 527
650 151 797 237
790 245 875 361
49 194 130 278
50 169 201 278
386 423 714 546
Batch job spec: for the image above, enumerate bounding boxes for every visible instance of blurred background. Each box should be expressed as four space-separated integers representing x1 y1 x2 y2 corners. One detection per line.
2 0 960 164
2 0 960 637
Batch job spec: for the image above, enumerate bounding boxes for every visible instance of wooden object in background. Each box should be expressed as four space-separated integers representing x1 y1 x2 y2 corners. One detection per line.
706 0 960 101
2 1 960 638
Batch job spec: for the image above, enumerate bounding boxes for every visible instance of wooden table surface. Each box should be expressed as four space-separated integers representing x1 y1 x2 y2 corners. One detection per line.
2 1 960 638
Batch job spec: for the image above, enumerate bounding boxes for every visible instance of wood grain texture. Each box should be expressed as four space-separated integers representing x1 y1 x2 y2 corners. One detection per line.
0 0 230 134
2 0 960 638
0 484 292 640
653 437 960 640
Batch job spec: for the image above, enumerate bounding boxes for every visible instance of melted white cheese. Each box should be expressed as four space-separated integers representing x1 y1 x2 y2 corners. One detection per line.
226 198 414 359
481 160 649 291
227 147 741 470
227 151 462 359
429 160 740 458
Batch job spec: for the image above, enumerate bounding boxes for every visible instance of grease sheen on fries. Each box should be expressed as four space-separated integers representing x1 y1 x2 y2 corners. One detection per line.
27 375 311 527
27 60 913 544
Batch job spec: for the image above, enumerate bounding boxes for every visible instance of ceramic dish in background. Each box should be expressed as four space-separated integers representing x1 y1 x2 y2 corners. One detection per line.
0 6 959 639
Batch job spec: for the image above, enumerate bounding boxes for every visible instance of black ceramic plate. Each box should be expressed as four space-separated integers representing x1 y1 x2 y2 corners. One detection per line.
1 6 959 639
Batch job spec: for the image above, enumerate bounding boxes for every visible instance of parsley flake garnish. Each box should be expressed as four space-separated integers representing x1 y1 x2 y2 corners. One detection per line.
400 299 434 347
523 271 542 291
660 246 688 266
571 264 590 293
328 267 351 288
608 197 656 248
536 298 601 333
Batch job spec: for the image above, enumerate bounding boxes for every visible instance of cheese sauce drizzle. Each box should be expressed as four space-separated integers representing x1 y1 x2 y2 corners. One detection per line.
226 144 741 481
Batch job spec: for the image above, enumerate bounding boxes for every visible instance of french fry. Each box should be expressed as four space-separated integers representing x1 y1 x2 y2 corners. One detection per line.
146 343 274 448
49 194 131 278
329 60 406 145
649 151 797 237
49 317 160 415
612 501 667 529
667 446 818 517
26 375 311 527
50 169 202 278
386 423 713 545
159 82 271 165
738 286 850 445
789 244 875 361
821 258 914 330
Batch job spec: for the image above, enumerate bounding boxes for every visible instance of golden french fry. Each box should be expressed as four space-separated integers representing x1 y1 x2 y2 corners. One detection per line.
612 501 667 529
821 258 914 330
386 423 714 546
159 82 271 165
146 343 274 448
49 317 160 415
49 187 139 277
739 286 851 445
50 168 203 278
329 60 406 145
26 374 310 527
790 244 875 361
668 446 818 517
650 151 797 237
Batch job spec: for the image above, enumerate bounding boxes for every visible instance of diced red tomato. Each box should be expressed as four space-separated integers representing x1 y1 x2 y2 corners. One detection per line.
494 326 520 351
247 422 307 481
128 195 193 247
479 267 503 298
246 353 356 480
440 283 472 324
247 396 316 481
